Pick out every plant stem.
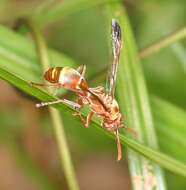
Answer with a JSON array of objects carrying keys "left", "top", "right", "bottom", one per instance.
[
  {"left": 26, "top": 19, "right": 80, "bottom": 190},
  {"left": 139, "top": 26, "right": 186, "bottom": 58}
]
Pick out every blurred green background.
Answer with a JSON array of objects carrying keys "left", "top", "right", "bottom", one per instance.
[{"left": 0, "top": 0, "right": 185, "bottom": 190}]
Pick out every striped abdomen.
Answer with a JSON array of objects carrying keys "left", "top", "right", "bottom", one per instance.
[
  {"left": 44, "top": 67, "right": 62, "bottom": 83},
  {"left": 44, "top": 67, "right": 88, "bottom": 91}
]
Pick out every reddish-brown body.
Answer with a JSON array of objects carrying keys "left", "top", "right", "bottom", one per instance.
[
  {"left": 31, "top": 19, "right": 124, "bottom": 160},
  {"left": 79, "top": 87, "right": 122, "bottom": 131},
  {"left": 43, "top": 66, "right": 123, "bottom": 133}
]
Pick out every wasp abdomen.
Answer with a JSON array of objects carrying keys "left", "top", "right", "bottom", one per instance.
[
  {"left": 44, "top": 67, "right": 62, "bottom": 83},
  {"left": 58, "top": 67, "right": 89, "bottom": 91}
]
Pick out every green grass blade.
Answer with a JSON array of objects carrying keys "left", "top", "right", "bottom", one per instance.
[
  {"left": 104, "top": 3, "right": 167, "bottom": 190},
  {"left": 151, "top": 96, "right": 186, "bottom": 163},
  {"left": 151, "top": 96, "right": 186, "bottom": 189},
  {"left": 171, "top": 42, "right": 186, "bottom": 71},
  {"left": 118, "top": 135, "right": 186, "bottom": 178},
  {"left": 140, "top": 26, "right": 186, "bottom": 58},
  {"left": 25, "top": 20, "right": 80, "bottom": 190}
]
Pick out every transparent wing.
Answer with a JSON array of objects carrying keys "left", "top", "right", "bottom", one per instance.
[
  {"left": 76, "top": 64, "right": 86, "bottom": 77},
  {"left": 107, "top": 19, "right": 122, "bottom": 97}
]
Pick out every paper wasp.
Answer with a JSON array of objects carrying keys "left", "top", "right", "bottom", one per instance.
[{"left": 31, "top": 19, "right": 124, "bottom": 161}]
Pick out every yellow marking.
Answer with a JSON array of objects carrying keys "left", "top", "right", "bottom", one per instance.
[{"left": 51, "top": 68, "right": 56, "bottom": 79}]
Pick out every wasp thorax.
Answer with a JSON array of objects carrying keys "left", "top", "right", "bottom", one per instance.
[{"left": 44, "top": 67, "right": 62, "bottom": 83}]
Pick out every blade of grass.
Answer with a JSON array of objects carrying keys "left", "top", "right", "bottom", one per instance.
[
  {"left": 140, "top": 26, "right": 186, "bottom": 59},
  {"left": 171, "top": 42, "right": 186, "bottom": 71},
  {"left": 104, "top": 3, "right": 167, "bottom": 190},
  {"left": 152, "top": 96, "right": 186, "bottom": 190},
  {"left": 151, "top": 96, "right": 186, "bottom": 163},
  {"left": 24, "top": 20, "right": 80, "bottom": 190},
  {"left": 1, "top": 65, "right": 186, "bottom": 178}
]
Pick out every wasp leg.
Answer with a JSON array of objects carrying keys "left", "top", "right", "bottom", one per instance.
[
  {"left": 115, "top": 129, "right": 122, "bottom": 161},
  {"left": 36, "top": 99, "right": 81, "bottom": 110},
  {"left": 85, "top": 111, "right": 94, "bottom": 128},
  {"left": 73, "top": 111, "right": 94, "bottom": 128},
  {"left": 73, "top": 112, "right": 86, "bottom": 125}
]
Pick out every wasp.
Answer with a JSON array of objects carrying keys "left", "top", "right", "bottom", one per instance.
[{"left": 31, "top": 19, "right": 124, "bottom": 161}]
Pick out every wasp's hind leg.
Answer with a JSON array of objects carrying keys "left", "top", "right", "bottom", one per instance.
[
  {"left": 31, "top": 81, "right": 82, "bottom": 109},
  {"left": 73, "top": 111, "right": 94, "bottom": 128},
  {"left": 36, "top": 99, "right": 81, "bottom": 110},
  {"left": 72, "top": 98, "right": 94, "bottom": 128},
  {"left": 85, "top": 111, "right": 94, "bottom": 128},
  {"left": 115, "top": 129, "right": 122, "bottom": 161}
]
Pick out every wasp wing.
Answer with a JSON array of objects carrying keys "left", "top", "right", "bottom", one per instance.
[
  {"left": 76, "top": 64, "right": 86, "bottom": 77},
  {"left": 107, "top": 19, "right": 122, "bottom": 97}
]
